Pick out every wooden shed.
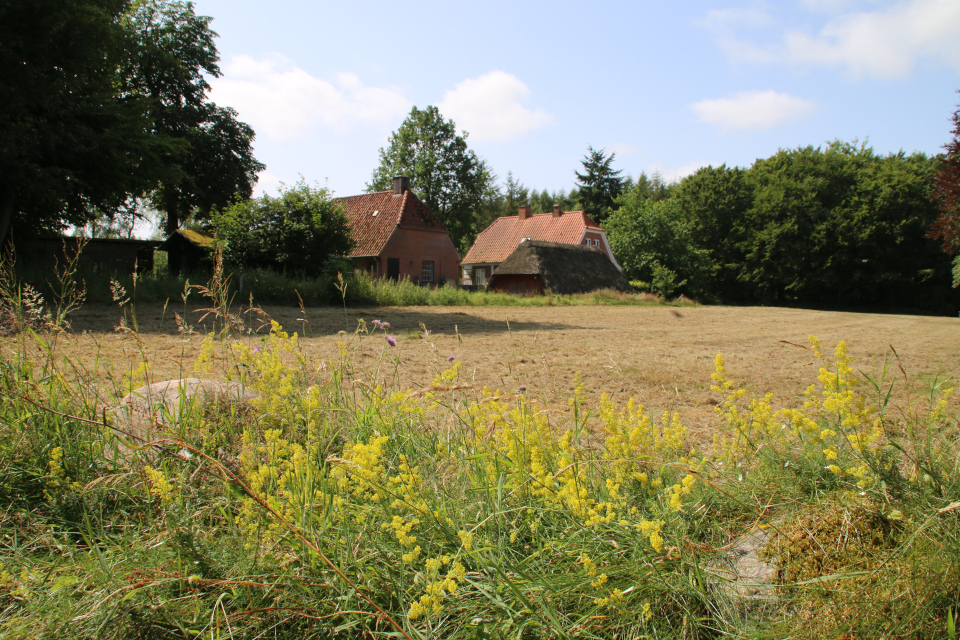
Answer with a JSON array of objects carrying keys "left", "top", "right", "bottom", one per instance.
[
  {"left": 487, "top": 240, "right": 632, "bottom": 295},
  {"left": 156, "top": 230, "right": 215, "bottom": 275},
  {"left": 19, "top": 237, "right": 160, "bottom": 275}
]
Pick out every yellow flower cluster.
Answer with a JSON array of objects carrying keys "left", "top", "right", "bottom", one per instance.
[
  {"left": 236, "top": 427, "right": 308, "bottom": 545},
  {"left": 332, "top": 435, "right": 389, "bottom": 504},
  {"left": 143, "top": 465, "right": 176, "bottom": 506},
  {"left": 383, "top": 515, "right": 419, "bottom": 547},
  {"left": 710, "top": 337, "right": 900, "bottom": 492},
  {"left": 407, "top": 557, "right": 467, "bottom": 620},
  {"left": 44, "top": 447, "right": 81, "bottom": 502},
  {"left": 0, "top": 567, "right": 33, "bottom": 600}
]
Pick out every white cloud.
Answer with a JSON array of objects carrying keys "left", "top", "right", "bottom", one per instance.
[
  {"left": 644, "top": 162, "right": 715, "bottom": 183},
  {"left": 706, "top": 0, "right": 960, "bottom": 79},
  {"left": 438, "top": 71, "right": 553, "bottom": 142},
  {"left": 251, "top": 170, "right": 286, "bottom": 197},
  {"left": 784, "top": 0, "right": 960, "bottom": 78},
  {"left": 210, "top": 54, "right": 411, "bottom": 140},
  {"left": 608, "top": 143, "right": 643, "bottom": 157},
  {"left": 799, "top": 0, "right": 877, "bottom": 14},
  {"left": 691, "top": 90, "right": 816, "bottom": 132}
]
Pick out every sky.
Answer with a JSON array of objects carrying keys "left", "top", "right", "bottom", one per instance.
[{"left": 191, "top": 0, "right": 960, "bottom": 200}]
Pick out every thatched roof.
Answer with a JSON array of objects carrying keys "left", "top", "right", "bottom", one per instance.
[{"left": 489, "top": 240, "right": 632, "bottom": 295}]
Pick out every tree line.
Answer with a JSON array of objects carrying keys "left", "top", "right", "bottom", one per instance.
[{"left": 605, "top": 142, "right": 955, "bottom": 312}]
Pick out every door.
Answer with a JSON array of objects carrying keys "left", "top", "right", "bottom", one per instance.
[{"left": 387, "top": 258, "right": 400, "bottom": 281}]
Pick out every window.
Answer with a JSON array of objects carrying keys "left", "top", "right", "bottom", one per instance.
[
  {"left": 421, "top": 260, "right": 434, "bottom": 282},
  {"left": 474, "top": 268, "right": 486, "bottom": 286}
]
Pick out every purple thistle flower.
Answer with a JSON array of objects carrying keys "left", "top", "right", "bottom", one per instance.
[
  {"left": 447, "top": 355, "right": 455, "bottom": 361},
  {"left": 372, "top": 319, "right": 383, "bottom": 329},
  {"left": 382, "top": 321, "right": 390, "bottom": 329},
  {"left": 518, "top": 385, "right": 527, "bottom": 391},
  {"left": 252, "top": 346, "right": 260, "bottom": 355},
  {"left": 386, "top": 335, "right": 397, "bottom": 347}
]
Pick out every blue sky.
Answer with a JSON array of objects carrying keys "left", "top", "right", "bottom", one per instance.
[{"left": 194, "top": 0, "right": 960, "bottom": 199}]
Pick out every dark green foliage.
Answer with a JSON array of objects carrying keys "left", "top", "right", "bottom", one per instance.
[
  {"left": 0, "top": 0, "right": 263, "bottom": 245},
  {"left": 740, "top": 142, "right": 949, "bottom": 309},
  {"left": 607, "top": 141, "right": 956, "bottom": 312},
  {"left": 472, "top": 171, "right": 530, "bottom": 235},
  {"left": 0, "top": 0, "right": 155, "bottom": 242},
  {"left": 213, "top": 182, "right": 351, "bottom": 276},
  {"left": 605, "top": 190, "right": 710, "bottom": 299},
  {"left": 575, "top": 146, "right": 624, "bottom": 224},
  {"left": 368, "top": 106, "right": 492, "bottom": 252},
  {"left": 672, "top": 164, "right": 753, "bottom": 301},
  {"left": 122, "top": 0, "right": 264, "bottom": 236}
]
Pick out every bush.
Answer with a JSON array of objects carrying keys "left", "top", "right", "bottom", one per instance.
[{"left": 212, "top": 181, "right": 352, "bottom": 276}]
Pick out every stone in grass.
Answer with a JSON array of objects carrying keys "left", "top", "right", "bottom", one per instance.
[
  {"left": 722, "top": 530, "right": 778, "bottom": 602},
  {"left": 711, "top": 529, "right": 779, "bottom": 622},
  {"left": 113, "top": 378, "right": 257, "bottom": 445}
]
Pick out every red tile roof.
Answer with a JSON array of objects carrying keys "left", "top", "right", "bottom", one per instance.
[
  {"left": 462, "top": 211, "right": 602, "bottom": 265},
  {"left": 335, "top": 190, "right": 450, "bottom": 257}
]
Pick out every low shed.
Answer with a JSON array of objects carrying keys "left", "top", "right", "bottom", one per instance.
[
  {"left": 157, "top": 230, "right": 215, "bottom": 275},
  {"left": 19, "top": 237, "right": 160, "bottom": 275},
  {"left": 488, "top": 240, "right": 632, "bottom": 295}
]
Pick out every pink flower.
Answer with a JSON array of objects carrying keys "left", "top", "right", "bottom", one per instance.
[
  {"left": 386, "top": 335, "right": 396, "bottom": 347},
  {"left": 447, "top": 355, "right": 455, "bottom": 361}
]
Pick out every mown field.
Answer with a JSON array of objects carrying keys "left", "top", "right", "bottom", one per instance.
[
  {"left": 58, "top": 302, "right": 960, "bottom": 427},
  {"left": 1, "top": 298, "right": 959, "bottom": 639}
]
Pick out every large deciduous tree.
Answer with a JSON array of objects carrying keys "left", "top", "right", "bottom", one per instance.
[
  {"left": 575, "top": 146, "right": 624, "bottom": 224},
  {"left": 0, "top": 0, "right": 155, "bottom": 244},
  {"left": 368, "top": 106, "right": 491, "bottom": 252},
  {"left": 122, "top": 0, "right": 264, "bottom": 238},
  {"left": 0, "top": 0, "right": 263, "bottom": 251}
]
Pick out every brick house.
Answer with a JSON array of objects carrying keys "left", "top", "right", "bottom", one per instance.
[
  {"left": 461, "top": 205, "right": 620, "bottom": 286},
  {"left": 335, "top": 177, "right": 461, "bottom": 284}
]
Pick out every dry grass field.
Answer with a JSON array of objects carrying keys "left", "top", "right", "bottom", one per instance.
[{"left": 27, "top": 301, "right": 960, "bottom": 435}]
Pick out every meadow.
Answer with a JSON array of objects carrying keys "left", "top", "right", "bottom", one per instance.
[{"left": 0, "top": 275, "right": 959, "bottom": 638}]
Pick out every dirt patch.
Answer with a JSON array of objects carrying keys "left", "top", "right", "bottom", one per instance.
[{"left": 15, "top": 303, "right": 960, "bottom": 436}]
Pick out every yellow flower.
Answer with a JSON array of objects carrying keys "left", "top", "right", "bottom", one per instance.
[
  {"left": 642, "top": 601, "right": 653, "bottom": 621},
  {"left": 457, "top": 530, "right": 474, "bottom": 552},
  {"left": 144, "top": 466, "right": 175, "bottom": 506}
]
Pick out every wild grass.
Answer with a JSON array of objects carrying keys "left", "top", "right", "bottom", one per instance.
[
  {"left": 0, "top": 267, "right": 957, "bottom": 639},
  {"left": 14, "top": 256, "right": 668, "bottom": 309}
]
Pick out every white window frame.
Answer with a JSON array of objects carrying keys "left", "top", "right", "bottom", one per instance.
[
  {"left": 474, "top": 268, "right": 486, "bottom": 286},
  {"left": 421, "top": 260, "right": 434, "bottom": 283}
]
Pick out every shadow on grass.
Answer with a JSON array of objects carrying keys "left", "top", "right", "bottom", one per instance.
[{"left": 65, "top": 302, "right": 577, "bottom": 337}]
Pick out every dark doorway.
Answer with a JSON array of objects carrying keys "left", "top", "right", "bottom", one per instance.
[{"left": 387, "top": 258, "right": 400, "bottom": 281}]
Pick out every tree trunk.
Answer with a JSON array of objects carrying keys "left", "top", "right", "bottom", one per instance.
[
  {"left": 0, "top": 190, "right": 14, "bottom": 257},
  {"left": 164, "top": 193, "right": 182, "bottom": 275}
]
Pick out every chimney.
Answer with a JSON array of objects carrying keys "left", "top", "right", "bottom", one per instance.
[
  {"left": 552, "top": 204, "right": 562, "bottom": 217},
  {"left": 392, "top": 175, "right": 410, "bottom": 196},
  {"left": 518, "top": 205, "right": 531, "bottom": 220}
]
